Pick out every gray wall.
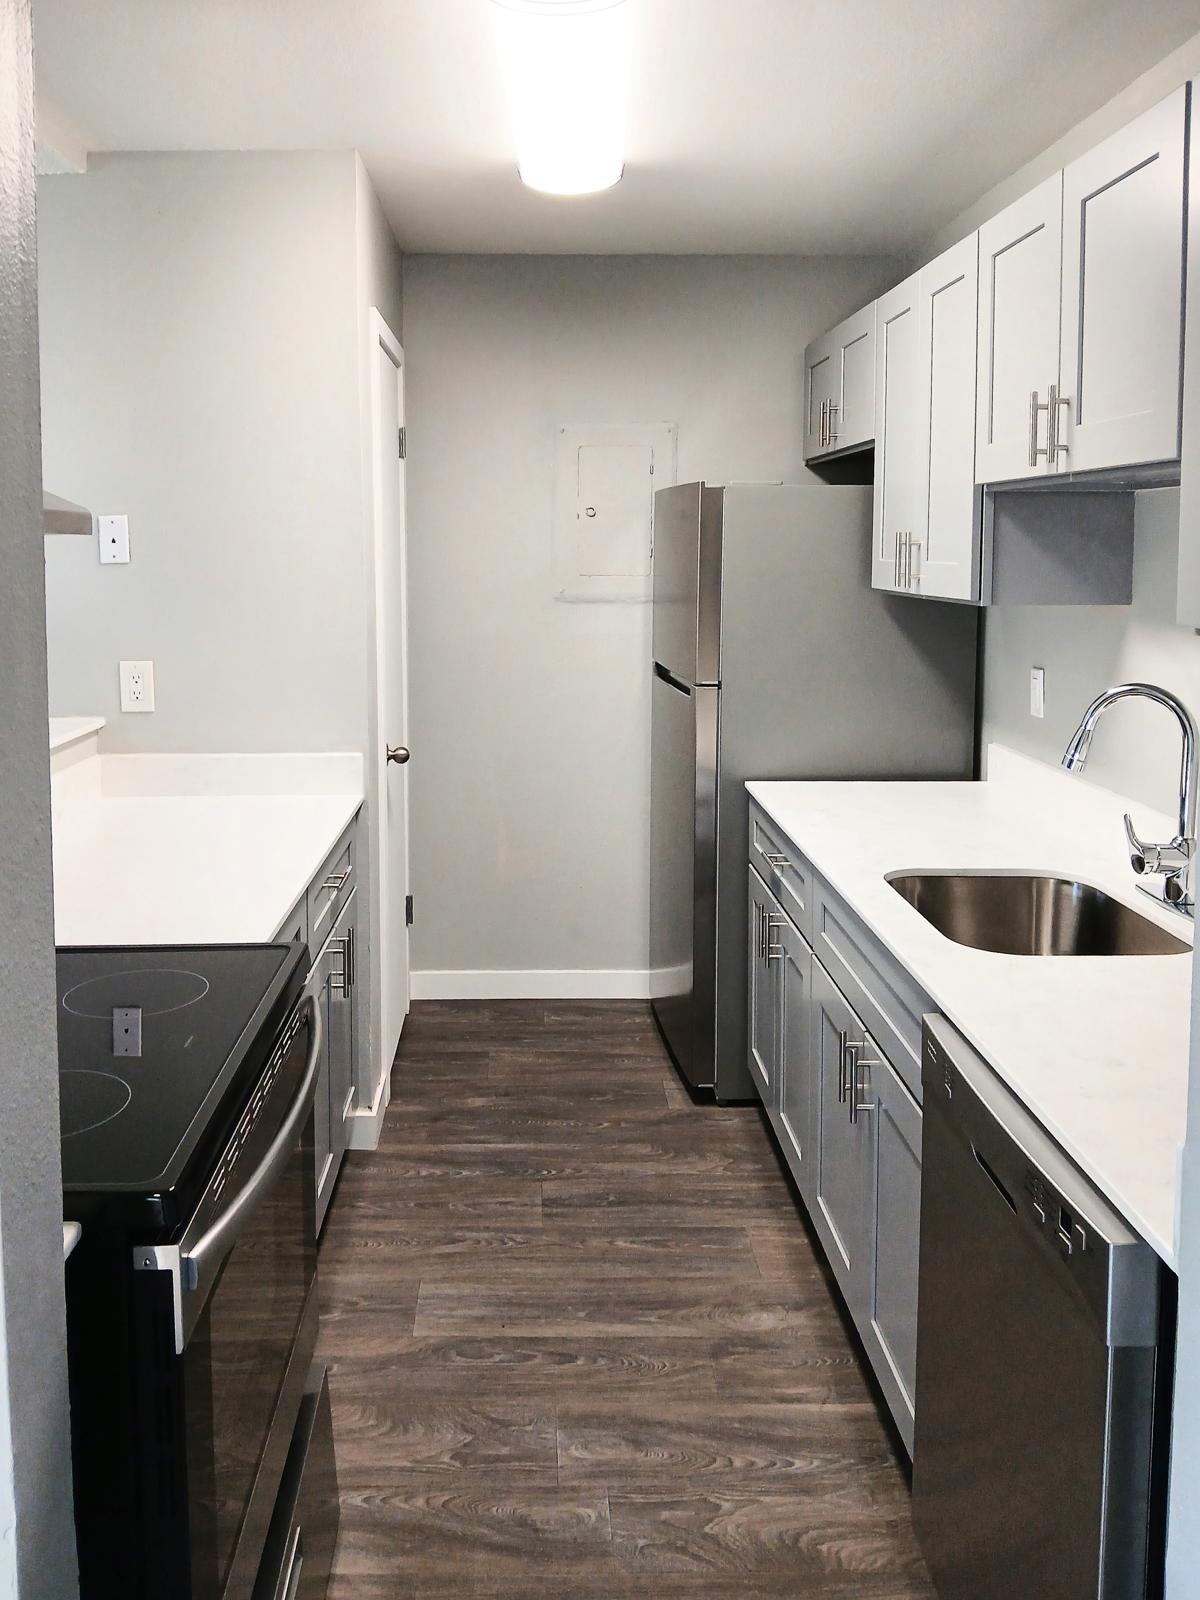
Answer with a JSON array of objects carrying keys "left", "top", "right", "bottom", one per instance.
[
  {"left": 38, "top": 151, "right": 377, "bottom": 753},
  {"left": 402, "top": 252, "right": 899, "bottom": 980},
  {"left": 981, "top": 490, "right": 1200, "bottom": 818},
  {"left": 0, "top": 1, "right": 78, "bottom": 1593}
]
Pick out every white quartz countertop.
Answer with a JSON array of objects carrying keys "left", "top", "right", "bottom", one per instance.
[
  {"left": 747, "top": 746, "right": 1193, "bottom": 1267},
  {"left": 52, "top": 749, "right": 364, "bottom": 947}
]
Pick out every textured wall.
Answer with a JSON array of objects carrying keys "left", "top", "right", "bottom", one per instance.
[{"left": 0, "top": 0, "right": 78, "bottom": 1593}]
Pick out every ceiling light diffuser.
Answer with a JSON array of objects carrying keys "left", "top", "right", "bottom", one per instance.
[{"left": 490, "top": 0, "right": 632, "bottom": 196}]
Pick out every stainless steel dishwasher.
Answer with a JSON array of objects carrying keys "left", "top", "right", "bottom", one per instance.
[{"left": 913, "top": 1016, "right": 1172, "bottom": 1600}]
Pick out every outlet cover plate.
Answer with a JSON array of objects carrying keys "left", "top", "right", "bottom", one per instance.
[
  {"left": 1030, "top": 666, "right": 1045, "bottom": 719},
  {"left": 98, "top": 514, "right": 130, "bottom": 564},
  {"left": 119, "top": 659, "right": 155, "bottom": 713}
]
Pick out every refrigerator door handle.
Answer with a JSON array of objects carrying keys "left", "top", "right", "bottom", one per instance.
[{"left": 653, "top": 661, "right": 693, "bottom": 696}]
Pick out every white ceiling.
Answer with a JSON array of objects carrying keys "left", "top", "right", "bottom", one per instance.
[{"left": 31, "top": 0, "right": 1200, "bottom": 255}]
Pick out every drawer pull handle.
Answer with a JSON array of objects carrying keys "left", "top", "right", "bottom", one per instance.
[
  {"left": 321, "top": 869, "right": 352, "bottom": 893},
  {"left": 764, "top": 852, "right": 790, "bottom": 868}
]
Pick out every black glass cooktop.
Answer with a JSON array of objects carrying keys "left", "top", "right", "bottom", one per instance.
[{"left": 57, "top": 944, "right": 303, "bottom": 1200}]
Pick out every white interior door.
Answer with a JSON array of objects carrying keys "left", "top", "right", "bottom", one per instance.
[{"left": 367, "top": 312, "right": 410, "bottom": 1108}]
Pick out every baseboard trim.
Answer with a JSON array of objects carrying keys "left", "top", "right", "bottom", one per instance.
[
  {"left": 411, "top": 969, "right": 653, "bottom": 1001},
  {"left": 346, "top": 1062, "right": 392, "bottom": 1151}
]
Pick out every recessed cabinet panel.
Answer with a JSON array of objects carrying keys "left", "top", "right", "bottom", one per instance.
[
  {"left": 917, "top": 236, "right": 982, "bottom": 601},
  {"left": 805, "top": 337, "right": 838, "bottom": 459},
  {"left": 812, "top": 961, "right": 872, "bottom": 1318},
  {"left": 1059, "top": 87, "right": 1187, "bottom": 473},
  {"left": 776, "top": 918, "right": 815, "bottom": 1207},
  {"left": 833, "top": 304, "right": 877, "bottom": 453},
  {"left": 871, "top": 274, "right": 921, "bottom": 591},
  {"left": 865, "top": 1055, "right": 923, "bottom": 1454},
  {"left": 747, "top": 872, "right": 777, "bottom": 1107},
  {"left": 975, "top": 174, "right": 1063, "bottom": 484}
]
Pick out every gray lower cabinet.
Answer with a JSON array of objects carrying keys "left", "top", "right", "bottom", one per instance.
[
  {"left": 863, "top": 1053, "right": 922, "bottom": 1452},
  {"left": 811, "top": 959, "right": 873, "bottom": 1323},
  {"left": 275, "top": 808, "right": 364, "bottom": 1238},
  {"left": 774, "top": 915, "right": 815, "bottom": 1208},
  {"left": 313, "top": 888, "right": 358, "bottom": 1232},
  {"left": 746, "top": 809, "right": 924, "bottom": 1454}
]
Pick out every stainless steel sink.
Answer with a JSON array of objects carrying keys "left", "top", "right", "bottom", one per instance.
[{"left": 886, "top": 872, "right": 1190, "bottom": 956}]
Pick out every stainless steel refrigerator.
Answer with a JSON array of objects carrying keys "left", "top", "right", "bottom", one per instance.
[{"left": 649, "top": 482, "right": 978, "bottom": 1100}]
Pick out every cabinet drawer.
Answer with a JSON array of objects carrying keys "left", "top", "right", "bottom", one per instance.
[
  {"left": 748, "top": 802, "right": 812, "bottom": 944},
  {"left": 307, "top": 824, "right": 356, "bottom": 955},
  {"left": 253, "top": 1366, "right": 339, "bottom": 1600},
  {"left": 812, "top": 878, "right": 930, "bottom": 1102}
]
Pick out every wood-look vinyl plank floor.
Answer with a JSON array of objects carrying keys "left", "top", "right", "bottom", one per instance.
[{"left": 323, "top": 999, "right": 932, "bottom": 1599}]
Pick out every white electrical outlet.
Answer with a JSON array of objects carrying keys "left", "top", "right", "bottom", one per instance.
[
  {"left": 119, "top": 660, "right": 155, "bottom": 713},
  {"left": 1030, "top": 666, "right": 1045, "bottom": 719},
  {"left": 98, "top": 514, "right": 130, "bottom": 564}
]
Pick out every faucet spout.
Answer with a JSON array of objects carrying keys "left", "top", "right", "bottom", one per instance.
[{"left": 1061, "top": 682, "right": 1198, "bottom": 916}]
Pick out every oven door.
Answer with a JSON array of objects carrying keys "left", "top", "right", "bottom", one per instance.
[{"left": 133, "top": 995, "right": 321, "bottom": 1600}]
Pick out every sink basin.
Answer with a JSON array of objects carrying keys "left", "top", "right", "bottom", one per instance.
[{"left": 886, "top": 872, "right": 1190, "bottom": 956}]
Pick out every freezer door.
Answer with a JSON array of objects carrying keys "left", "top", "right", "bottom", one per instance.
[
  {"left": 652, "top": 482, "right": 723, "bottom": 685},
  {"left": 649, "top": 667, "right": 718, "bottom": 1089}
]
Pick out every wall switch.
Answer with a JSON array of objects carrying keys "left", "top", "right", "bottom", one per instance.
[
  {"left": 119, "top": 660, "right": 155, "bottom": 713},
  {"left": 1030, "top": 666, "right": 1046, "bottom": 719},
  {"left": 98, "top": 514, "right": 130, "bottom": 564}
]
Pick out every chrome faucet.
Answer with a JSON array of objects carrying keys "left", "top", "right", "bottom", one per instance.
[{"left": 1061, "top": 682, "right": 1198, "bottom": 917}]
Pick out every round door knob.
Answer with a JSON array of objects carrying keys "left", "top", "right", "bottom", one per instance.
[{"left": 387, "top": 745, "right": 410, "bottom": 765}]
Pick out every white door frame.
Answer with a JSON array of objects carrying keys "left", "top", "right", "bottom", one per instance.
[{"left": 352, "top": 307, "right": 410, "bottom": 1146}]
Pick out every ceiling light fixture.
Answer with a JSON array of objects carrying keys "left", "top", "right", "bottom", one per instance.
[{"left": 490, "top": 0, "right": 632, "bottom": 196}]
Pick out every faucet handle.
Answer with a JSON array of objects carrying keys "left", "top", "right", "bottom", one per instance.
[{"left": 1124, "top": 812, "right": 1151, "bottom": 875}]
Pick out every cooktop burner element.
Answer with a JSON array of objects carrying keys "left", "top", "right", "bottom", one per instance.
[
  {"left": 62, "top": 967, "right": 210, "bottom": 1019},
  {"left": 60, "top": 1071, "right": 133, "bottom": 1139},
  {"left": 56, "top": 944, "right": 300, "bottom": 1202}
]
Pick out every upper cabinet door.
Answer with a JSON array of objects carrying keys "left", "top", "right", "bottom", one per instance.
[
  {"left": 975, "top": 173, "right": 1063, "bottom": 484},
  {"left": 1058, "top": 87, "right": 1187, "bottom": 474},
  {"left": 872, "top": 273, "right": 921, "bottom": 591},
  {"left": 915, "top": 235, "right": 982, "bottom": 602},
  {"left": 831, "top": 302, "right": 877, "bottom": 453},
  {"left": 804, "top": 333, "right": 839, "bottom": 459}
]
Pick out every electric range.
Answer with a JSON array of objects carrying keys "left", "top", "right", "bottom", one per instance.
[{"left": 59, "top": 942, "right": 322, "bottom": 1600}]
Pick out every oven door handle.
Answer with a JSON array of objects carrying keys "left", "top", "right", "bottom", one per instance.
[{"left": 133, "top": 994, "right": 321, "bottom": 1354}]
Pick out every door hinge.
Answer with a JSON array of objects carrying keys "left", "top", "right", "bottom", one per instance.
[
  {"left": 405, "top": 893, "right": 414, "bottom": 926},
  {"left": 398, "top": 426, "right": 407, "bottom": 461}
]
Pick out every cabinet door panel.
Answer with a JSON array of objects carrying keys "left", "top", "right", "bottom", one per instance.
[
  {"left": 804, "top": 334, "right": 838, "bottom": 459},
  {"left": 812, "top": 962, "right": 871, "bottom": 1318},
  {"left": 864, "top": 1051, "right": 922, "bottom": 1454},
  {"left": 776, "top": 919, "right": 815, "bottom": 1206},
  {"left": 975, "top": 174, "right": 1062, "bottom": 483},
  {"left": 871, "top": 273, "right": 921, "bottom": 591},
  {"left": 916, "top": 235, "right": 982, "bottom": 602},
  {"left": 1060, "top": 88, "right": 1186, "bottom": 472},
  {"left": 833, "top": 303, "right": 876, "bottom": 452},
  {"left": 312, "top": 961, "right": 335, "bottom": 1227},
  {"left": 747, "top": 872, "right": 776, "bottom": 1108},
  {"left": 328, "top": 889, "right": 358, "bottom": 1161}
]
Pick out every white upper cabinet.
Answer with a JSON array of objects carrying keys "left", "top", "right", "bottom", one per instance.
[
  {"left": 916, "top": 234, "right": 982, "bottom": 601},
  {"left": 975, "top": 174, "right": 1063, "bottom": 485},
  {"left": 804, "top": 302, "right": 876, "bottom": 459},
  {"left": 873, "top": 243, "right": 981, "bottom": 602},
  {"left": 1058, "top": 88, "right": 1187, "bottom": 474},
  {"left": 871, "top": 274, "right": 921, "bottom": 592}
]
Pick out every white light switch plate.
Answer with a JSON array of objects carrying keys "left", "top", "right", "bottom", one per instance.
[
  {"left": 1030, "top": 666, "right": 1045, "bottom": 718},
  {"left": 98, "top": 514, "right": 130, "bottom": 564},
  {"left": 119, "top": 660, "right": 155, "bottom": 713}
]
